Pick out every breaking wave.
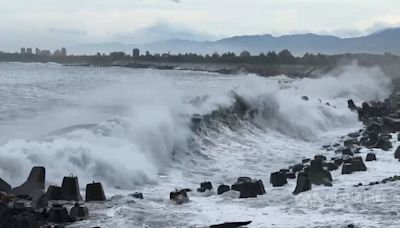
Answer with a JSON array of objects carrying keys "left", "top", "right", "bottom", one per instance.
[{"left": 0, "top": 64, "right": 392, "bottom": 190}]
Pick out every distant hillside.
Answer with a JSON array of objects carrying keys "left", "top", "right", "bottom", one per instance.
[{"left": 69, "top": 28, "right": 400, "bottom": 55}]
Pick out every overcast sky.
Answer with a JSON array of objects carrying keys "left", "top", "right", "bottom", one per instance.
[{"left": 1, "top": 0, "right": 400, "bottom": 51}]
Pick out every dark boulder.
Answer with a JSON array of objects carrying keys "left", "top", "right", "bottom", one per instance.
[
  {"left": 347, "top": 99, "right": 358, "bottom": 111},
  {"left": 210, "top": 221, "right": 252, "bottom": 228},
  {"left": 9, "top": 167, "right": 45, "bottom": 200},
  {"left": 15, "top": 213, "right": 39, "bottom": 228},
  {"left": 61, "top": 176, "right": 83, "bottom": 201},
  {"left": 129, "top": 192, "right": 144, "bottom": 199},
  {"left": 373, "top": 138, "right": 393, "bottom": 151},
  {"left": 366, "top": 153, "right": 377, "bottom": 162},
  {"left": 342, "top": 163, "right": 353, "bottom": 174},
  {"left": 70, "top": 203, "right": 89, "bottom": 219},
  {"left": 332, "top": 157, "right": 344, "bottom": 166},
  {"left": 270, "top": 172, "right": 287, "bottom": 187},
  {"left": 285, "top": 172, "right": 296, "bottom": 179},
  {"left": 292, "top": 164, "right": 304, "bottom": 172},
  {"left": 197, "top": 181, "right": 213, "bottom": 193},
  {"left": 395, "top": 146, "right": 400, "bottom": 159},
  {"left": 302, "top": 158, "right": 311, "bottom": 164},
  {"left": 0, "top": 178, "right": 11, "bottom": 193},
  {"left": 342, "top": 148, "right": 353, "bottom": 156},
  {"left": 324, "top": 162, "right": 339, "bottom": 171},
  {"left": 314, "top": 155, "right": 327, "bottom": 161},
  {"left": 48, "top": 204, "right": 70, "bottom": 223},
  {"left": 231, "top": 178, "right": 265, "bottom": 198},
  {"left": 170, "top": 189, "right": 189, "bottom": 204},
  {"left": 293, "top": 172, "right": 311, "bottom": 195},
  {"left": 217, "top": 185, "right": 230, "bottom": 195},
  {"left": 308, "top": 160, "right": 332, "bottom": 186},
  {"left": 344, "top": 138, "right": 359, "bottom": 147},
  {"left": 383, "top": 117, "right": 400, "bottom": 132},
  {"left": 348, "top": 132, "right": 360, "bottom": 138},
  {"left": 46, "top": 185, "right": 62, "bottom": 201},
  {"left": 85, "top": 182, "right": 106, "bottom": 202},
  {"left": 351, "top": 157, "right": 367, "bottom": 172}
]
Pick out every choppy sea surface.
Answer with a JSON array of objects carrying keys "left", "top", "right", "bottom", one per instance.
[{"left": 0, "top": 62, "right": 398, "bottom": 228}]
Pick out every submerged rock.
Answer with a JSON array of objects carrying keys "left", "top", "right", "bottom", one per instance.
[
  {"left": 170, "top": 189, "right": 189, "bottom": 204},
  {"left": 197, "top": 181, "right": 213, "bottom": 193},
  {"left": 293, "top": 172, "right": 311, "bottom": 195},
  {"left": 231, "top": 178, "right": 265, "bottom": 199},
  {"left": 129, "top": 192, "right": 144, "bottom": 199},
  {"left": 366, "top": 153, "right": 377, "bottom": 161},
  {"left": 217, "top": 185, "right": 230, "bottom": 195},
  {"left": 270, "top": 172, "right": 288, "bottom": 187}
]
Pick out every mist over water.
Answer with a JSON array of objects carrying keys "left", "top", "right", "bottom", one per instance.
[{"left": 0, "top": 63, "right": 392, "bottom": 192}]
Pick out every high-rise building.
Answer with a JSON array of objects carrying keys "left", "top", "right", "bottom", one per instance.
[
  {"left": 20, "top": 48, "right": 26, "bottom": 55},
  {"left": 35, "top": 48, "right": 40, "bottom": 55},
  {"left": 132, "top": 48, "right": 140, "bottom": 58},
  {"left": 26, "top": 48, "right": 33, "bottom": 55},
  {"left": 40, "top": 50, "right": 51, "bottom": 56},
  {"left": 61, "top": 48, "right": 67, "bottom": 57}
]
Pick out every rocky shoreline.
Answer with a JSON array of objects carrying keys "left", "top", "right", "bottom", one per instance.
[{"left": 1, "top": 89, "right": 400, "bottom": 227}]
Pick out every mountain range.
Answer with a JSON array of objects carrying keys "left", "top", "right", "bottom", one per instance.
[{"left": 70, "top": 27, "right": 400, "bottom": 56}]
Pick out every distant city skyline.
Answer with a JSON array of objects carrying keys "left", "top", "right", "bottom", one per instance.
[{"left": 0, "top": 0, "right": 399, "bottom": 52}]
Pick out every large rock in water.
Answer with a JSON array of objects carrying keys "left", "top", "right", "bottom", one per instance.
[
  {"left": 270, "top": 172, "right": 288, "bottom": 187},
  {"left": 9, "top": 166, "right": 45, "bottom": 199},
  {"left": 61, "top": 176, "right": 83, "bottom": 201},
  {"left": 231, "top": 177, "right": 265, "bottom": 198},
  {"left": 293, "top": 172, "right": 311, "bottom": 195},
  {"left": 395, "top": 146, "right": 400, "bottom": 159},
  {"left": 197, "top": 181, "right": 213, "bottom": 193},
  {"left": 170, "top": 189, "right": 189, "bottom": 205},
  {"left": 307, "top": 160, "right": 332, "bottom": 186},
  {"left": 0, "top": 178, "right": 11, "bottom": 193},
  {"left": 366, "top": 153, "right": 377, "bottom": 161},
  {"left": 85, "top": 182, "right": 106, "bottom": 202},
  {"left": 210, "top": 221, "right": 252, "bottom": 228},
  {"left": 217, "top": 185, "right": 230, "bottom": 195},
  {"left": 351, "top": 157, "right": 367, "bottom": 172}
]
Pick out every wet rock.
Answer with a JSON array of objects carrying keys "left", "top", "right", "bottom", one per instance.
[
  {"left": 366, "top": 153, "right": 377, "bottom": 162},
  {"left": 351, "top": 157, "right": 367, "bottom": 172},
  {"left": 348, "top": 132, "right": 360, "bottom": 138},
  {"left": 9, "top": 167, "right": 45, "bottom": 199},
  {"left": 382, "top": 117, "right": 400, "bottom": 132},
  {"left": 197, "top": 181, "right": 213, "bottom": 193},
  {"left": 46, "top": 186, "right": 62, "bottom": 201},
  {"left": 314, "top": 155, "right": 327, "bottom": 161},
  {"left": 85, "top": 182, "right": 106, "bottom": 202},
  {"left": 270, "top": 172, "right": 287, "bottom": 187},
  {"left": 61, "top": 176, "right": 83, "bottom": 201},
  {"left": 344, "top": 138, "right": 359, "bottom": 147},
  {"left": 210, "top": 221, "right": 252, "bottom": 228},
  {"left": 348, "top": 99, "right": 358, "bottom": 111},
  {"left": 231, "top": 178, "right": 265, "bottom": 198},
  {"left": 15, "top": 213, "right": 39, "bottom": 228},
  {"left": 70, "top": 203, "right": 89, "bottom": 220},
  {"left": 307, "top": 160, "right": 332, "bottom": 186},
  {"left": 332, "top": 157, "right": 343, "bottom": 166},
  {"left": 285, "top": 172, "right": 296, "bottom": 179},
  {"left": 373, "top": 138, "right": 393, "bottom": 151},
  {"left": 292, "top": 164, "right": 304, "bottom": 172},
  {"left": 324, "top": 162, "right": 339, "bottom": 171},
  {"left": 293, "top": 172, "right": 311, "bottom": 195},
  {"left": 301, "top": 96, "right": 309, "bottom": 101},
  {"left": 170, "top": 189, "right": 189, "bottom": 204},
  {"left": 129, "top": 192, "right": 144, "bottom": 199},
  {"left": 48, "top": 204, "right": 71, "bottom": 223},
  {"left": 342, "top": 148, "right": 353, "bottom": 156},
  {"left": 302, "top": 158, "right": 311, "bottom": 164},
  {"left": 342, "top": 163, "right": 353, "bottom": 175},
  {"left": 394, "top": 146, "right": 400, "bottom": 159},
  {"left": 0, "top": 178, "right": 11, "bottom": 193},
  {"left": 217, "top": 185, "right": 230, "bottom": 195}
]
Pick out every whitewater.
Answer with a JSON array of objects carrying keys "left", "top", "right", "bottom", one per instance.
[{"left": 0, "top": 62, "right": 398, "bottom": 227}]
